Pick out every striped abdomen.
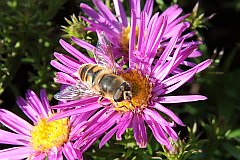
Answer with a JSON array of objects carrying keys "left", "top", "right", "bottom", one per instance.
[
  {"left": 77, "top": 64, "right": 130, "bottom": 101},
  {"left": 78, "top": 64, "right": 105, "bottom": 86}
]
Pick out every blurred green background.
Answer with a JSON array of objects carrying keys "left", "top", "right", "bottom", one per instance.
[{"left": 0, "top": 0, "right": 240, "bottom": 159}]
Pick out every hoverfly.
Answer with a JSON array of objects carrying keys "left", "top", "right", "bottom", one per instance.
[{"left": 54, "top": 32, "right": 132, "bottom": 104}]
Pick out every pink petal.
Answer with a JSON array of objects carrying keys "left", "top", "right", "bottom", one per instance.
[
  {"left": 50, "top": 97, "right": 99, "bottom": 109},
  {"left": 113, "top": 0, "right": 128, "bottom": 27},
  {"left": 99, "top": 125, "right": 118, "bottom": 148},
  {"left": 53, "top": 52, "right": 80, "bottom": 70},
  {"left": 80, "top": 3, "right": 106, "bottom": 24},
  {"left": 153, "top": 103, "right": 185, "bottom": 126},
  {"left": 54, "top": 72, "right": 78, "bottom": 85},
  {"left": 158, "top": 95, "right": 207, "bottom": 103},
  {"left": 92, "top": 0, "right": 121, "bottom": 31},
  {"left": 40, "top": 89, "right": 50, "bottom": 116},
  {"left": 116, "top": 112, "right": 133, "bottom": 140},
  {"left": 129, "top": 10, "right": 137, "bottom": 68},
  {"left": 50, "top": 60, "right": 75, "bottom": 74},
  {"left": 59, "top": 39, "right": 94, "bottom": 64},
  {"left": 143, "top": 0, "right": 154, "bottom": 23},
  {"left": 0, "top": 109, "right": 32, "bottom": 136},
  {"left": 0, "top": 129, "right": 30, "bottom": 146},
  {"left": 25, "top": 90, "right": 48, "bottom": 118},
  {"left": 143, "top": 114, "right": 170, "bottom": 148},
  {"left": 63, "top": 142, "right": 82, "bottom": 160},
  {"left": 16, "top": 97, "right": 39, "bottom": 123},
  {"left": 133, "top": 114, "right": 147, "bottom": 148},
  {"left": 48, "top": 103, "right": 102, "bottom": 121},
  {"left": 0, "top": 147, "right": 32, "bottom": 160}
]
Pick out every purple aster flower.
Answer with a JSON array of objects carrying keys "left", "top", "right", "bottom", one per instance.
[
  {"left": 0, "top": 89, "right": 83, "bottom": 160},
  {"left": 79, "top": 0, "right": 201, "bottom": 63},
  {"left": 50, "top": 8, "right": 212, "bottom": 151}
]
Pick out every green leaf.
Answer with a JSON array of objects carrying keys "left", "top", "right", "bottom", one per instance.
[
  {"left": 228, "top": 128, "right": 240, "bottom": 138},
  {"left": 222, "top": 142, "right": 240, "bottom": 160}
]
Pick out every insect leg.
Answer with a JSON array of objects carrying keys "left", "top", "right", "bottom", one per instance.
[{"left": 98, "top": 96, "right": 111, "bottom": 107}]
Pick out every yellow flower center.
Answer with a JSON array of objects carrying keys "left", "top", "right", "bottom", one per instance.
[
  {"left": 119, "top": 26, "right": 139, "bottom": 53},
  {"left": 30, "top": 117, "right": 70, "bottom": 152},
  {"left": 114, "top": 69, "right": 152, "bottom": 113}
]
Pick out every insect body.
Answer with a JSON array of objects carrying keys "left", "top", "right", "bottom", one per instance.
[
  {"left": 54, "top": 32, "right": 132, "bottom": 103},
  {"left": 78, "top": 64, "right": 132, "bottom": 102}
]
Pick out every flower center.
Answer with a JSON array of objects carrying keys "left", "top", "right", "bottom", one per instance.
[
  {"left": 114, "top": 69, "right": 152, "bottom": 113},
  {"left": 119, "top": 26, "right": 139, "bottom": 53},
  {"left": 30, "top": 116, "right": 69, "bottom": 152}
]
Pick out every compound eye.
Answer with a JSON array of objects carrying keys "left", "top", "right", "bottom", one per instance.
[{"left": 124, "top": 91, "right": 132, "bottom": 100}]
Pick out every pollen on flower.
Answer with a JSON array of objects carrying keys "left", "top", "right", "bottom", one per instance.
[
  {"left": 119, "top": 26, "right": 139, "bottom": 52},
  {"left": 30, "top": 116, "right": 70, "bottom": 152},
  {"left": 114, "top": 69, "right": 152, "bottom": 113}
]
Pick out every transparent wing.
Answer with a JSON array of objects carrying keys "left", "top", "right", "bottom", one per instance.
[
  {"left": 54, "top": 83, "right": 100, "bottom": 101},
  {"left": 94, "top": 32, "right": 116, "bottom": 73}
]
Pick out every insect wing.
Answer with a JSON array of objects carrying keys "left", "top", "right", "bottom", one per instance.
[
  {"left": 94, "top": 32, "right": 116, "bottom": 72},
  {"left": 54, "top": 83, "right": 99, "bottom": 101}
]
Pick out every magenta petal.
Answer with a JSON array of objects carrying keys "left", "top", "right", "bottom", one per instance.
[
  {"left": 171, "top": 45, "right": 198, "bottom": 70},
  {"left": 155, "top": 38, "right": 184, "bottom": 81},
  {"left": 143, "top": 0, "right": 154, "bottom": 23},
  {"left": 47, "top": 147, "right": 58, "bottom": 160},
  {"left": 50, "top": 60, "right": 76, "bottom": 74},
  {"left": 51, "top": 97, "right": 99, "bottom": 109},
  {"left": 0, "top": 109, "right": 32, "bottom": 136},
  {"left": 0, "top": 129, "right": 30, "bottom": 146},
  {"left": 159, "top": 95, "right": 207, "bottom": 103},
  {"left": 148, "top": 16, "right": 168, "bottom": 64},
  {"left": 32, "top": 152, "right": 47, "bottom": 160},
  {"left": 137, "top": 12, "right": 146, "bottom": 51},
  {"left": 92, "top": 0, "right": 121, "bottom": 31},
  {"left": 0, "top": 146, "right": 32, "bottom": 160},
  {"left": 153, "top": 103, "right": 185, "bottom": 126},
  {"left": 25, "top": 90, "right": 48, "bottom": 118},
  {"left": 143, "top": 108, "right": 169, "bottom": 126},
  {"left": 161, "top": 5, "right": 182, "bottom": 25},
  {"left": 80, "top": 3, "right": 106, "bottom": 24},
  {"left": 48, "top": 103, "right": 102, "bottom": 121},
  {"left": 130, "top": 0, "right": 140, "bottom": 21},
  {"left": 152, "top": 25, "right": 184, "bottom": 72},
  {"left": 188, "top": 50, "right": 202, "bottom": 58},
  {"left": 160, "top": 68, "right": 198, "bottom": 95},
  {"left": 88, "top": 112, "right": 120, "bottom": 139},
  {"left": 53, "top": 52, "right": 80, "bottom": 70},
  {"left": 77, "top": 137, "right": 98, "bottom": 153},
  {"left": 71, "top": 37, "right": 96, "bottom": 54},
  {"left": 129, "top": 10, "right": 137, "bottom": 68},
  {"left": 63, "top": 142, "right": 82, "bottom": 160},
  {"left": 99, "top": 125, "right": 118, "bottom": 148},
  {"left": 54, "top": 72, "right": 78, "bottom": 85},
  {"left": 59, "top": 39, "right": 94, "bottom": 64},
  {"left": 40, "top": 89, "right": 50, "bottom": 116},
  {"left": 164, "top": 126, "right": 178, "bottom": 141},
  {"left": 143, "top": 114, "right": 170, "bottom": 148},
  {"left": 156, "top": 59, "right": 212, "bottom": 95},
  {"left": 113, "top": 0, "right": 128, "bottom": 27},
  {"left": 16, "top": 97, "right": 39, "bottom": 123},
  {"left": 116, "top": 112, "right": 133, "bottom": 140},
  {"left": 132, "top": 114, "right": 147, "bottom": 148}
]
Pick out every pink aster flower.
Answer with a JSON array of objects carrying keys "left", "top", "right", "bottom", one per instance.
[
  {"left": 79, "top": 0, "right": 201, "bottom": 63},
  {"left": 0, "top": 89, "right": 83, "bottom": 160},
  {"left": 50, "top": 8, "right": 212, "bottom": 151}
]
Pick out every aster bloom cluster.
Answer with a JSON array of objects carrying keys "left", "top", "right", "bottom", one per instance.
[
  {"left": 0, "top": 0, "right": 212, "bottom": 159},
  {"left": 0, "top": 89, "right": 82, "bottom": 159},
  {"left": 50, "top": 0, "right": 212, "bottom": 153},
  {"left": 80, "top": 0, "right": 202, "bottom": 65}
]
